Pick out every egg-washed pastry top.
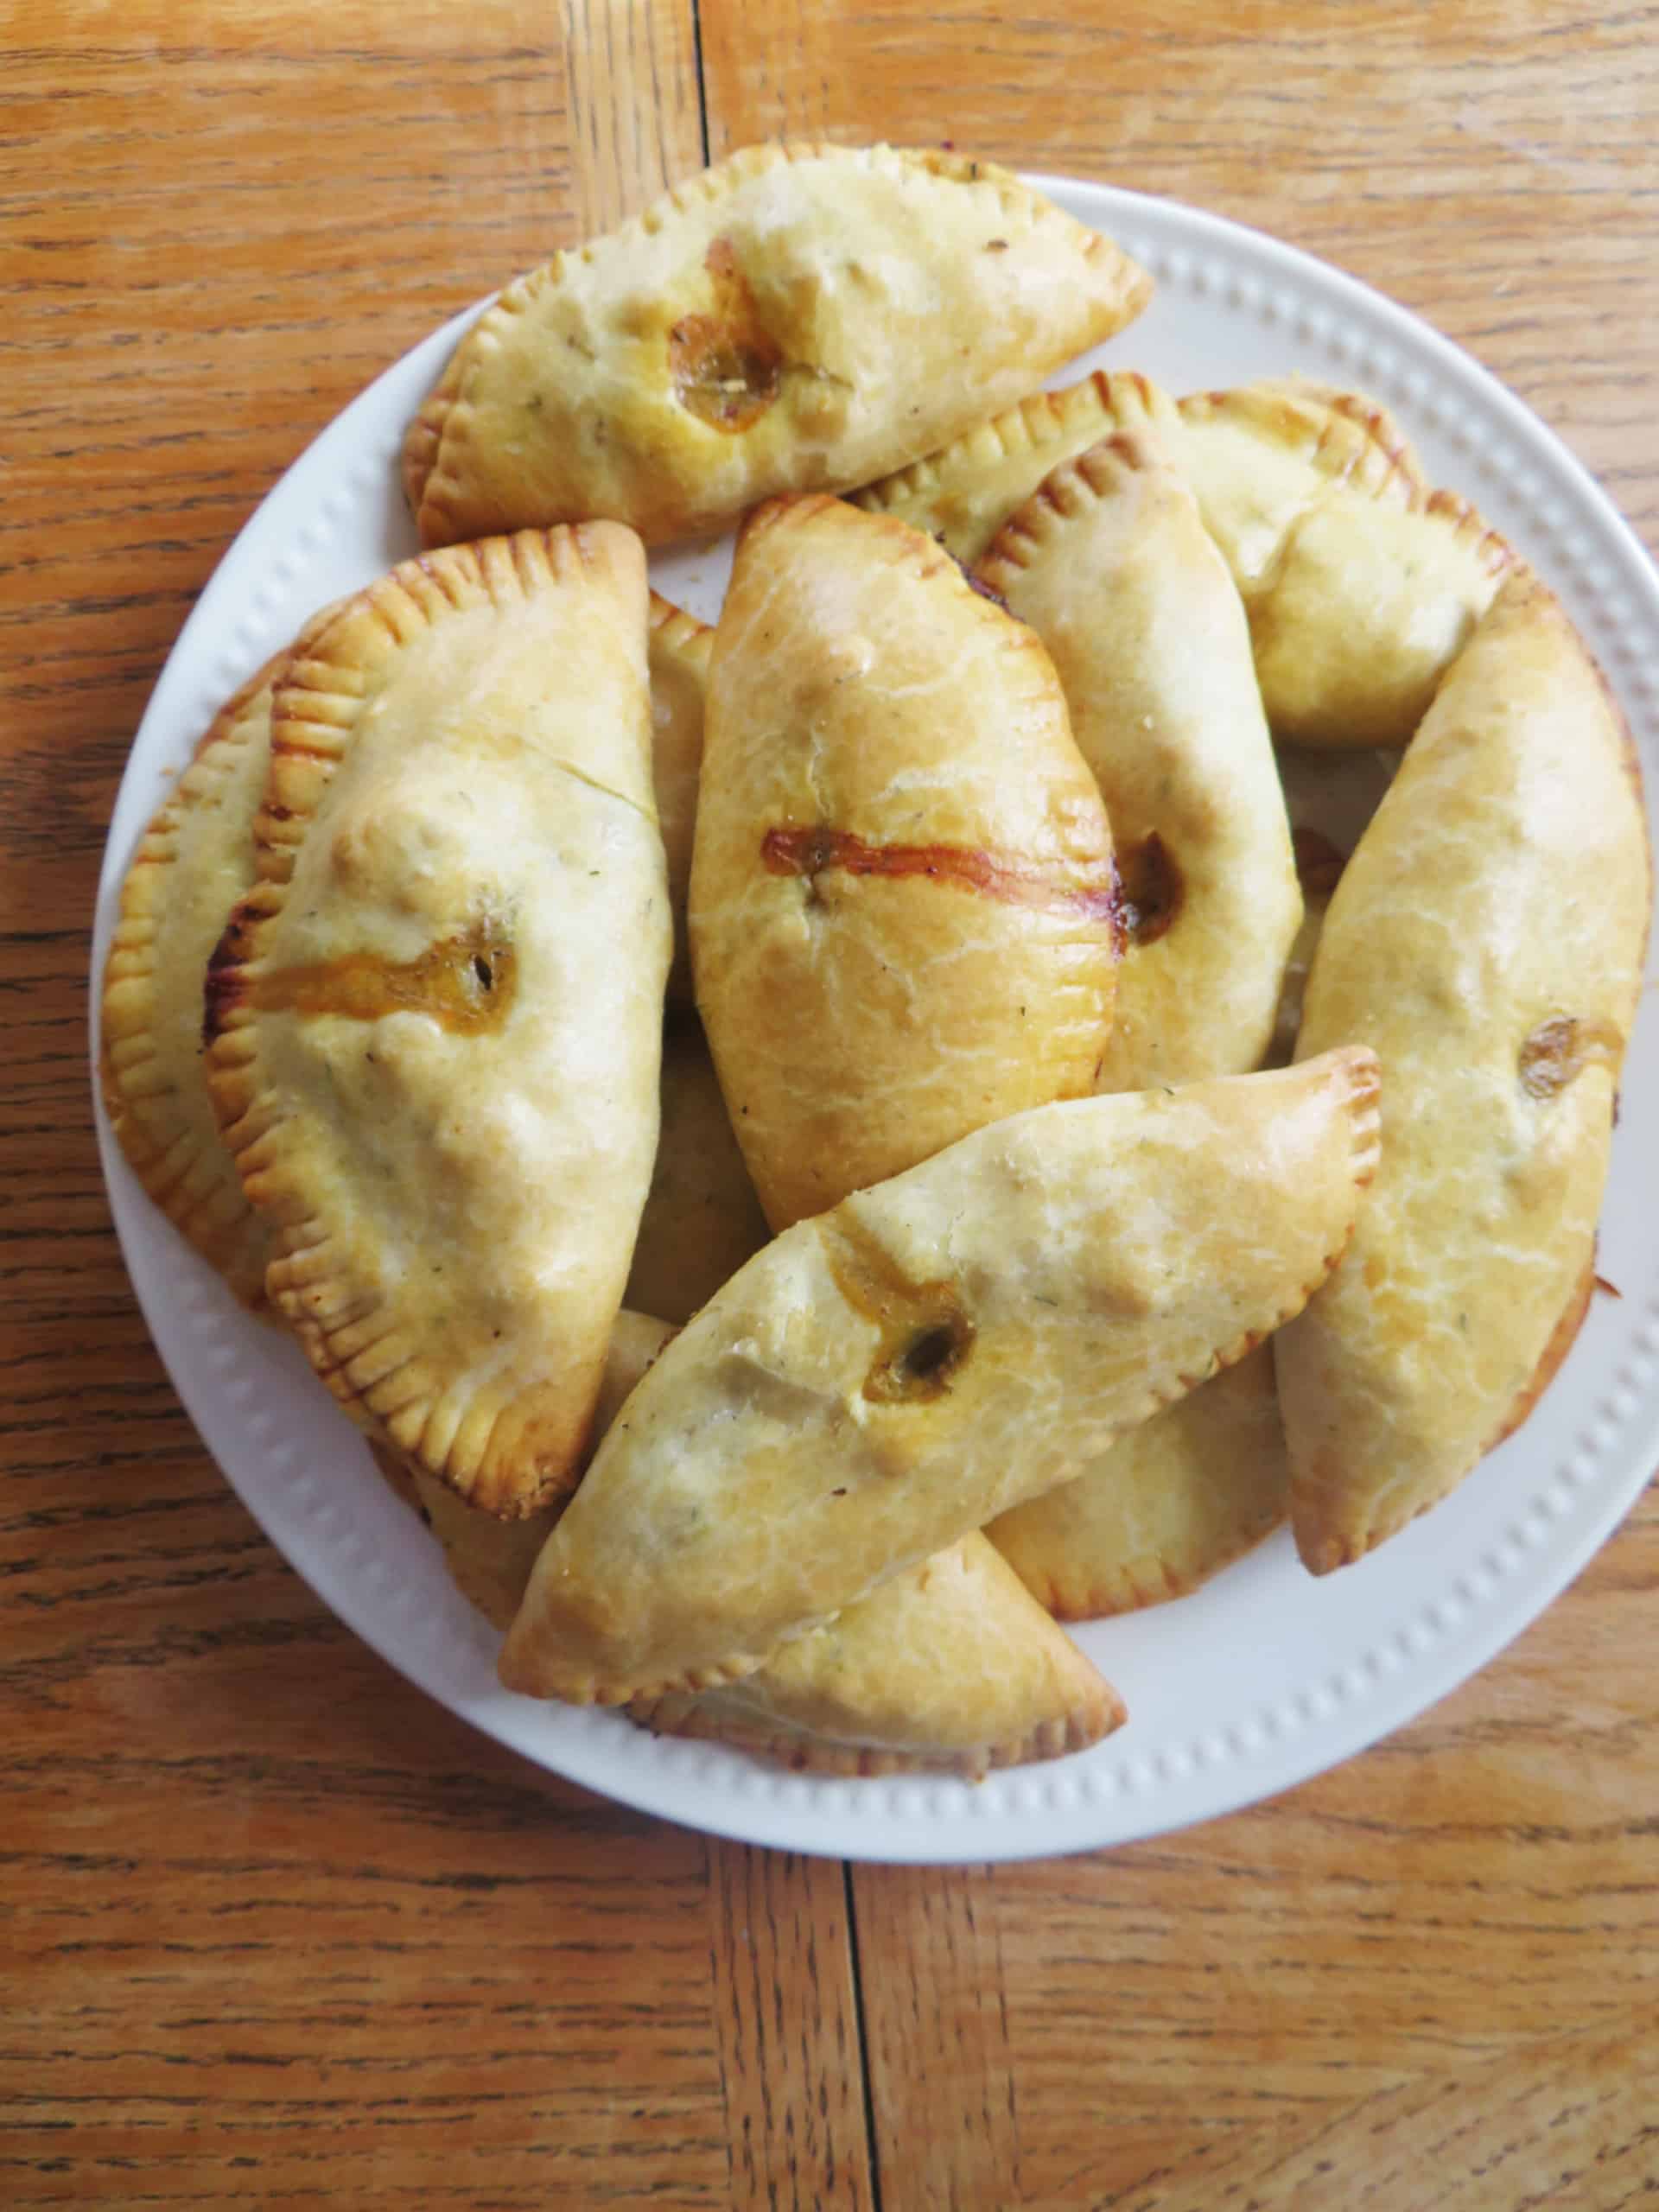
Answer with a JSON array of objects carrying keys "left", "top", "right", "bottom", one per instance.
[
  {"left": 99, "top": 607, "right": 342, "bottom": 1308},
  {"left": 206, "top": 524, "right": 671, "bottom": 1517},
  {"left": 499, "top": 1050, "right": 1381, "bottom": 1705},
  {"left": 691, "top": 493, "right": 1119, "bottom": 1232},
  {"left": 978, "top": 430, "right": 1300, "bottom": 1091},
  {"left": 405, "top": 142, "right": 1151, "bottom": 549},
  {"left": 1276, "top": 569, "right": 1650, "bottom": 1570},
  {"left": 858, "top": 371, "right": 1513, "bottom": 747}
]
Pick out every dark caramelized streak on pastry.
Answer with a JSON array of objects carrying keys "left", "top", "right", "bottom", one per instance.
[
  {"left": 1518, "top": 1013, "right": 1623, "bottom": 1100},
  {"left": 821, "top": 1215, "right": 977, "bottom": 1407},
  {"left": 1116, "top": 831, "right": 1183, "bottom": 946},
  {"left": 212, "top": 919, "right": 518, "bottom": 1039},
  {"left": 669, "top": 237, "right": 784, "bottom": 431},
  {"left": 761, "top": 823, "right": 1119, "bottom": 924}
]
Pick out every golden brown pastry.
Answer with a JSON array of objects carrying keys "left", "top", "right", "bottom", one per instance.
[
  {"left": 99, "top": 611, "right": 341, "bottom": 1308},
  {"left": 1276, "top": 572, "right": 1650, "bottom": 1571},
  {"left": 406, "top": 142, "right": 1150, "bottom": 549},
  {"left": 855, "top": 368, "right": 1152, "bottom": 559},
  {"left": 858, "top": 372, "right": 1512, "bottom": 746},
  {"left": 206, "top": 524, "right": 671, "bottom": 1517},
  {"left": 499, "top": 1051, "right": 1382, "bottom": 1705},
  {"left": 397, "top": 1311, "right": 677, "bottom": 1627},
  {"left": 987, "top": 1345, "right": 1287, "bottom": 1616},
  {"left": 690, "top": 495, "right": 1119, "bottom": 1231},
  {"left": 971, "top": 439, "right": 1300, "bottom": 1613},
  {"left": 378, "top": 1313, "right": 1119, "bottom": 1778},
  {"left": 646, "top": 593, "right": 713, "bottom": 1003},
  {"left": 977, "top": 432, "right": 1301, "bottom": 1088},
  {"left": 623, "top": 1007, "right": 771, "bottom": 1327},
  {"left": 629, "top": 1536, "right": 1122, "bottom": 1778}
]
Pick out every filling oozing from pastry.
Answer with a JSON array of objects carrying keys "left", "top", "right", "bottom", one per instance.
[
  {"left": 759, "top": 822, "right": 1121, "bottom": 925},
  {"left": 208, "top": 915, "right": 518, "bottom": 1038},
  {"left": 668, "top": 238, "right": 785, "bottom": 433},
  {"left": 819, "top": 1213, "right": 978, "bottom": 1408},
  {"left": 1114, "top": 831, "right": 1181, "bottom": 948}
]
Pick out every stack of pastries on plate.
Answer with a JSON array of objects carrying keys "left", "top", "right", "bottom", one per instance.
[{"left": 101, "top": 143, "right": 1651, "bottom": 1777}]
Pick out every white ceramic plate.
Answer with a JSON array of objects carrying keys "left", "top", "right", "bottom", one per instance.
[{"left": 91, "top": 179, "right": 1659, "bottom": 1865}]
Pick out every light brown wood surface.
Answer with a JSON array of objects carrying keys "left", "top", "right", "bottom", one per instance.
[{"left": 3, "top": 3, "right": 1656, "bottom": 2206}]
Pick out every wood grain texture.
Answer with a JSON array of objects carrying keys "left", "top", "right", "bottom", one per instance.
[
  {"left": 0, "top": 6, "right": 862, "bottom": 2206},
  {"left": 695, "top": 5, "right": 1659, "bottom": 2206}
]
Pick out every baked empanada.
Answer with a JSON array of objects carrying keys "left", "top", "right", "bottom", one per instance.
[
  {"left": 690, "top": 495, "right": 1119, "bottom": 1231},
  {"left": 859, "top": 372, "right": 1512, "bottom": 746},
  {"left": 385, "top": 1312, "right": 1121, "bottom": 1777},
  {"left": 406, "top": 143, "right": 1150, "bottom": 549},
  {"left": 646, "top": 591, "right": 712, "bottom": 1002},
  {"left": 629, "top": 1535, "right": 1122, "bottom": 1778},
  {"left": 988, "top": 1344, "right": 1287, "bottom": 1616},
  {"left": 1276, "top": 572, "right": 1650, "bottom": 1571},
  {"left": 207, "top": 524, "right": 671, "bottom": 1517},
  {"left": 99, "top": 611, "right": 340, "bottom": 1308},
  {"left": 977, "top": 433, "right": 1301, "bottom": 1088},
  {"left": 396, "top": 1311, "right": 677, "bottom": 1627},
  {"left": 499, "top": 1052, "right": 1381, "bottom": 1705},
  {"left": 623, "top": 1007, "right": 771, "bottom": 1328}
]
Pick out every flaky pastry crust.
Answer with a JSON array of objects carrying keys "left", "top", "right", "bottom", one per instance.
[
  {"left": 858, "top": 371, "right": 1514, "bottom": 747},
  {"left": 1277, "top": 571, "right": 1651, "bottom": 1570},
  {"left": 978, "top": 432, "right": 1301, "bottom": 1090},
  {"left": 629, "top": 1536, "right": 1122, "bottom": 1778},
  {"left": 691, "top": 494, "right": 1119, "bottom": 1231},
  {"left": 99, "top": 607, "right": 343, "bottom": 1308},
  {"left": 206, "top": 524, "right": 671, "bottom": 1517},
  {"left": 499, "top": 1052, "right": 1381, "bottom": 1705},
  {"left": 407, "top": 142, "right": 1151, "bottom": 548}
]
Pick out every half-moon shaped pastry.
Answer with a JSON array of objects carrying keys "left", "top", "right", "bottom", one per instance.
[
  {"left": 1276, "top": 572, "right": 1650, "bottom": 1571},
  {"left": 987, "top": 1345, "right": 1287, "bottom": 1616},
  {"left": 977, "top": 433, "right": 1301, "bottom": 1089},
  {"left": 99, "top": 609, "right": 341, "bottom": 1308},
  {"left": 499, "top": 1051, "right": 1382, "bottom": 1705},
  {"left": 622, "top": 1008, "right": 771, "bottom": 1328},
  {"left": 858, "top": 372, "right": 1512, "bottom": 746},
  {"left": 629, "top": 1535, "right": 1122, "bottom": 1778},
  {"left": 690, "top": 495, "right": 1119, "bottom": 1231},
  {"left": 397, "top": 1311, "right": 677, "bottom": 1628},
  {"left": 206, "top": 524, "right": 671, "bottom": 1517},
  {"left": 646, "top": 592, "right": 712, "bottom": 1002},
  {"left": 406, "top": 142, "right": 1151, "bottom": 549}
]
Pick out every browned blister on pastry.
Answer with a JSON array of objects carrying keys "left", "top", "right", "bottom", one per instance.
[
  {"left": 690, "top": 495, "right": 1119, "bottom": 1232},
  {"left": 1276, "top": 572, "right": 1650, "bottom": 1572},
  {"left": 205, "top": 525, "right": 671, "bottom": 1518},
  {"left": 978, "top": 433, "right": 1301, "bottom": 1089},
  {"left": 498, "top": 1052, "right": 1381, "bottom": 1706},
  {"left": 629, "top": 1535, "right": 1122, "bottom": 1778},
  {"left": 406, "top": 143, "right": 1150, "bottom": 550},
  {"left": 99, "top": 607, "right": 345, "bottom": 1309},
  {"left": 861, "top": 372, "right": 1512, "bottom": 747}
]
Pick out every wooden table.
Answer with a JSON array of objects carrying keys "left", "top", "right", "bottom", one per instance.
[{"left": 6, "top": 3, "right": 1657, "bottom": 2203}]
